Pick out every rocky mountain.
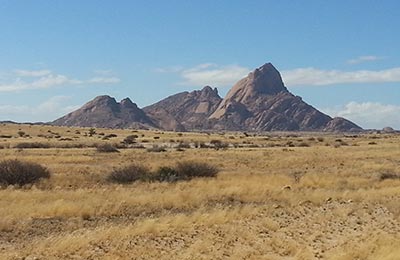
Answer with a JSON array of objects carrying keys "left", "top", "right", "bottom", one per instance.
[
  {"left": 52, "top": 95, "right": 156, "bottom": 129},
  {"left": 52, "top": 62, "right": 362, "bottom": 132},
  {"left": 209, "top": 63, "right": 362, "bottom": 132},
  {"left": 143, "top": 86, "right": 222, "bottom": 131}
]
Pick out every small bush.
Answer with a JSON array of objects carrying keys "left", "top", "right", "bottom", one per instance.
[
  {"left": 96, "top": 143, "right": 119, "bottom": 153},
  {"left": 154, "top": 166, "right": 179, "bottom": 182},
  {"left": 199, "top": 142, "right": 209, "bottom": 148},
  {"left": 107, "top": 161, "right": 219, "bottom": 184},
  {"left": 123, "top": 135, "right": 138, "bottom": 144},
  {"left": 14, "top": 142, "right": 51, "bottom": 149},
  {"left": 297, "top": 142, "right": 310, "bottom": 147},
  {"left": 379, "top": 172, "right": 400, "bottom": 181},
  {"left": 210, "top": 140, "right": 229, "bottom": 150},
  {"left": 106, "top": 164, "right": 151, "bottom": 183},
  {"left": 104, "top": 133, "right": 118, "bottom": 138},
  {"left": 17, "top": 131, "right": 26, "bottom": 137},
  {"left": 175, "top": 161, "right": 219, "bottom": 179},
  {"left": 59, "top": 138, "right": 73, "bottom": 141},
  {"left": 335, "top": 139, "right": 348, "bottom": 146},
  {"left": 176, "top": 142, "right": 191, "bottom": 149},
  {"left": 286, "top": 141, "right": 295, "bottom": 147},
  {"left": 0, "top": 135, "right": 12, "bottom": 139},
  {"left": 0, "top": 159, "right": 50, "bottom": 186}
]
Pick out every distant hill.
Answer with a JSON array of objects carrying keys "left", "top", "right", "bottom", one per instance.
[
  {"left": 53, "top": 95, "right": 156, "bottom": 129},
  {"left": 53, "top": 62, "right": 362, "bottom": 132}
]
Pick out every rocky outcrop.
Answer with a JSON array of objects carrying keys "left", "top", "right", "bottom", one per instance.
[
  {"left": 52, "top": 95, "right": 156, "bottom": 129},
  {"left": 144, "top": 86, "right": 222, "bottom": 131},
  {"left": 209, "top": 63, "right": 355, "bottom": 131},
  {"left": 323, "top": 117, "right": 362, "bottom": 132}
]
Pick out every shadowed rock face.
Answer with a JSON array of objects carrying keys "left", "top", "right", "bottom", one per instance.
[
  {"left": 52, "top": 95, "right": 156, "bottom": 129},
  {"left": 209, "top": 63, "right": 362, "bottom": 132},
  {"left": 143, "top": 86, "right": 222, "bottom": 131}
]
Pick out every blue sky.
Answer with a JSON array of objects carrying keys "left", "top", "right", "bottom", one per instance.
[{"left": 0, "top": 0, "right": 399, "bottom": 129}]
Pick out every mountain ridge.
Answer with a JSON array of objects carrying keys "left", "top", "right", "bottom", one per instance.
[{"left": 52, "top": 63, "right": 362, "bottom": 132}]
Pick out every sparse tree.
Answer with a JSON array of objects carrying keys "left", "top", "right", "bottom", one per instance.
[{"left": 88, "top": 128, "right": 96, "bottom": 137}]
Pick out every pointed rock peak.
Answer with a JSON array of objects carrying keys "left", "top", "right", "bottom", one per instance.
[
  {"left": 86, "top": 95, "right": 118, "bottom": 107},
  {"left": 200, "top": 86, "right": 220, "bottom": 97},
  {"left": 255, "top": 62, "right": 276, "bottom": 73},
  {"left": 201, "top": 85, "right": 213, "bottom": 92},
  {"left": 92, "top": 95, "right": 116, "bottom": 102},
  {"left": 215, "top": 62, "right": 288, "bottom": 109},
  {"left": 246, "top": 62, "right": 288, "bottom": 95},
  {"left": 120, "top": 97, "right": 135, "bottom": 106},
  {"left": 120, "top": 97, "right": 133, "bottom": 103}
]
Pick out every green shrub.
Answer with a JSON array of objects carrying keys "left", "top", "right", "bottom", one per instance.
[
  {"left": 0, "top": 159, "right": 50, "bottom": 186},
  {"left": 106, "top": 164, "right": 151, "bottom": 184},
  {"left": 88, "top": 128, "right": 96, "bottom": 136}
]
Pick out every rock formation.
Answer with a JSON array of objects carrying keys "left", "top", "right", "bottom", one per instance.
[
  {"left": 144, "top": 86, "right": 222, "bottom": 131},
  {"left": 52, "top": 95, "right": 156, "bottom": 129},
  {"left": 209, "top": 63, "right": 360, "bottom": 131},
  {"left": 53, "top": 63, "right": 362, "bottom": 132}
]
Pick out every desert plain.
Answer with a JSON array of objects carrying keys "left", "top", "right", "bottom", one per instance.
[{"left": 0, "top": 123, "right": 400, "bottom": 259}]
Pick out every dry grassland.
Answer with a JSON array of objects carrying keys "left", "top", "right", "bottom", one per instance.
[{"left": 1, "top": 123, "right": 400, "bottom": 259}]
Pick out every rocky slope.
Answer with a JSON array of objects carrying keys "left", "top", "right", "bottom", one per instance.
[
  {"left": 143, "top": 86, "right": 222, "bottom": 131},
  {"left": 209, "top": 63, "right": 361, "bottom": 132}
]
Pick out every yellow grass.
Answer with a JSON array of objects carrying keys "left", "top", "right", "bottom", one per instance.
[{"left": 0, "top": 123, "right": 400, "bottom": 259}]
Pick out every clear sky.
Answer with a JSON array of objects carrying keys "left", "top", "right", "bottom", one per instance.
[{"left": 1, "top": 0, "right": 399, "bottom": 129}]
